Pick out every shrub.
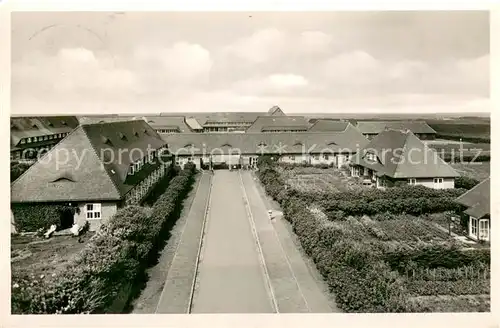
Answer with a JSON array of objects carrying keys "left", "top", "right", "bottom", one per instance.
[
  {"left": 455, "top": 176, "right": 480, "bottom": 190},
  {"left": 11, "top": 161, "right": 33, "bottom": 182},
  {"left": 11, "top": 204, "right": 78, "bottom": 232}
]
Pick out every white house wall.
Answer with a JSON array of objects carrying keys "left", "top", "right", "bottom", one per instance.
[{"left": 73, "top": 201, "right": 118, "bottom": 231}]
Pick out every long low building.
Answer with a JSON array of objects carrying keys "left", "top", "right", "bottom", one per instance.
[
  {"left": 356, "top": 121, "right": 437, "bottom": 140},
  {"left": 162, "top": 123, "right": 369, "bottom": 169}
]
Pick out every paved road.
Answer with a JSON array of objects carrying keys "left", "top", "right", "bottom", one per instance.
[
  {"left": 239, "top": 171, "right": 310, "bottom": 312},
  {"left": 190, "top": 171, "right": 275, "bottom": 313},
  {"left": 155, "top": 173, "right": 212, "bottom": 313},
  {"left": 246, "top": 171, "right": 340, "bottom": 312}
]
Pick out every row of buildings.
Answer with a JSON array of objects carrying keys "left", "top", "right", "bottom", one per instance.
[{"left": 10, "top": 107, "right": 489, "bottom": 243}]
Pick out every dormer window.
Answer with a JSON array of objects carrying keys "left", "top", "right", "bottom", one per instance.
[
  {"left": 61, "top": 120, "right": 67, "bottom": 126},
  {"left": 366, "top": 152, "right": 376, "bottom": 162},
  {"left": 119, "top": 132, "right": 127, "bottom": 140}
]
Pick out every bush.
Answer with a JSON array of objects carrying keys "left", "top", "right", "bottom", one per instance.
[
  {"left": 11, "top": 166, "right": 196, "bottom": 314},
  {"left": 455, "top": 176, "right": 480, "bottom": 190},
  {"left": 11, "top": 204, "right": 78, "bottom": 232},
  {"left": 11, "top": 161, "right": 32, "bottom": 182}
]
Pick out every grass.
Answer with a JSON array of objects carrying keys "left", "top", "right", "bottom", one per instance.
[
  {"left": 451, "top": 162, "right": 490, "bottom": 181},
  {"left": 11, "top": 233, "right": 94, "bottom": 280}
]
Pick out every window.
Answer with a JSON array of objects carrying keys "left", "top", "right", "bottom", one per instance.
[
  {"left": 433, "top": 178, "right": 444, "bottom": 189},
  {"left": 27, "top": 137, "right": 32, "bottom": 143},
  {"left": 289, "top": 155, "right": 295, "bottom": 160},
  {"left": 86, "top": 203, "right": 101, "bottom": 219},
  {"left": 20, "top": 139, "right": 26, "bottom": 144},
  {"left": 43, "top": 136, "right": 48, "bottom": 141},
  {"left": 129, "top": 164, "right": 135, "bottom": 175},
  {"left": 479, "top": 219, "right": 489, "bottom": 241},
  {"left": 366, "top": 152, "right": 376, "bottom": 162},
  {"left": 313, "top": 155, "right": 319, "bottom": 160},
  {"left": 323, "top": 154, "right": 329, "bottom": 160},
  {"left": 408, "top": 178, "right": 417, "bottom": 185},
  {"left": 470, "top": 217, "right": 478, "bottom": 238}
]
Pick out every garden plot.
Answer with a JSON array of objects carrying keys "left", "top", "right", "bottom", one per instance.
[
  {"left": 11, "top": 233, "right": 94, "bottom": 282},
  {"left": 315, "top": 213, "right": 490, "bottom": 312},
  {"left": 279, "top": 167, "right": 364, "bottom": 194},
  {"left": 451, "top": 162, "right": 490, "bottom": 181}
]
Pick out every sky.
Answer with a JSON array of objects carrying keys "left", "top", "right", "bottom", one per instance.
[{"left": 11, "top": 11, "right": 490, "bottom": 114}]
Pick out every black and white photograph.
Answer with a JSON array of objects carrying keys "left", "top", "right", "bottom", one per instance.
[{"left": 9, "top": 10, "right": 491, "bottom": 316}]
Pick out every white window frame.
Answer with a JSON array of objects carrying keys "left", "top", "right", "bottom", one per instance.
[
  {"left": 408, "top": 178, "right": 417, "bottom": 185},
  {"left": 479, "top": 219, "right": 489, "bottom": 241},
  {"left": 470, "top": 216, "right": 478, "bottom": 239},
  {"left": 433, "top": 178, "right": 444, "bottom": 189},
  {"left": 86, "top": 203, "right": 102, "bottom": 220}
]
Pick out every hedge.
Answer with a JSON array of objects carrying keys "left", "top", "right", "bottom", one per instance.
[
  {"left": 11, "top": 161, "right": 33, "bottom": 182},
  {"left": 323, "top": 197, "right": 464, "bottom": 218},
  {"left": 384, "top": 245, "right": 490, "bottom": 272},
  {"left": 11, "top": 164, "right": 196, "bottom": 314},
  {"left": 11, "top": 204, "right": 77, "bottom": 232},
  {"left": 455, "top": 176, "right": 480, "bottom": 190}
]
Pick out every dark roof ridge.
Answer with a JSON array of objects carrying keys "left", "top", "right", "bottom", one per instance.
[{"left": 80, "top": 119, "right": 139, "bottom": 127}]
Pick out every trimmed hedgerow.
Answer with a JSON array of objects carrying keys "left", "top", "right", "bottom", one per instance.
[
  {"left": 11, "top": 204, "right": 78, "bottom": 232},
  {"left": 11, "top": 165, "right": 197, "bottom": 314},
  {"left": 455, "top": 176, "right": 480, "bottom": 190}
]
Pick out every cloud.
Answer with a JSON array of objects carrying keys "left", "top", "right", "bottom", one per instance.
[
  {"left": 232, "top": 74, "right": 310, "bottom": 96},
  {"left": 224, "top": 28, "right": 287, "bottom": 64},
  {"left": 12, "top": 42, "right": 214, "bottom": 99},
  {"left": 133, "top": 42, "right": 213, "bottom": 89},
  {"left": 12, "top": 48, "right": 136, "bottom": 96},
  {"left": 298, "top": 31, "right": 333, "bottom": 54},
  {"left": 320, "top": 51, "right": 489, "bottom": 96}
]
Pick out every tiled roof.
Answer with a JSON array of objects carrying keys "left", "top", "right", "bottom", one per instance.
[
  {"left": 11, "top": 120, "right": 168, "bottom": 203},
  {"left": 185, "top": 117, "right": 203, "bottom": 130},
  {"left": 144, "top": 116, "right": 191, "bottom": 133},
  {"left": 350, "top": 129, "right": 459, "bottom": 179},
  {"left": 455, "top": 178, "right": 490, "bottom": 218},
  {"left": 356, "top": 121, "right": 437, "bottom": 134},
  {"left": 160, "top": 112, "right": 264, "bottom": 125},
  {"left": 308, "top": 120, "right": 350, "bottom": 132},
  {"left": 162, "top": 124, "right": 369, "bottom": 156},
  {"left": 261, "top": 125, "right": 309, "bottom": 132},
  {"left": 11, "top": 116, "right": 79, "bottom": 147},
  {"left": 268, "top": 106, "right": 286, "bottom": 116},
  {"left": 246, "top": 116, "right": 310, "bottom": 132}
]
